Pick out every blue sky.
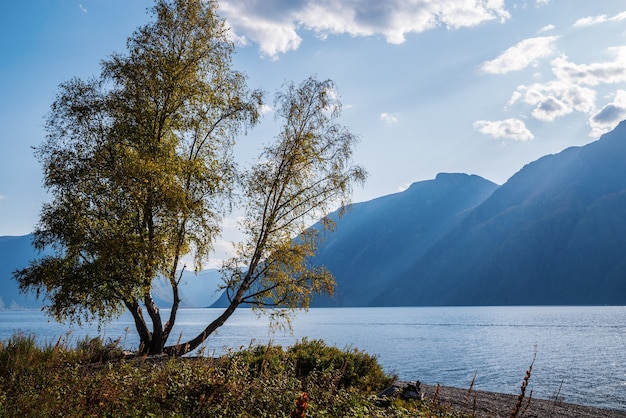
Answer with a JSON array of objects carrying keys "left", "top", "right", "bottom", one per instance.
[{"left": 2, "top": 0, "right": 626, "bottom": 248}]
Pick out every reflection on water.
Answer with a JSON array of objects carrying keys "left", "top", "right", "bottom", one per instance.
[{"left": 1, "top": 306, "right": 625, "bottom": 411}]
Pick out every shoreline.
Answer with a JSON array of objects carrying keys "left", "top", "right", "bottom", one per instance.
[{"left": 421, "top": 384, "right": 626, "bottom": 418}]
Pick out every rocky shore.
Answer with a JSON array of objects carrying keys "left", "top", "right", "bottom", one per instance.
[{"left": 420, "top": 384, "right": 626, "bottom": 418}]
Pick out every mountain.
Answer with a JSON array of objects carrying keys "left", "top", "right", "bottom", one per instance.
[
  {"left": 214, "top": 120, "right": 626, "bottom": 307},
  {"left": 0, "top": 235, "right": 223, "bottom": 310},
  {"left": 151, "top": 269, "right": 223, "bottom": 308},
  {"left": 209, "top": 172, "right": 498, "bottom": 308},
  {"left": 7, "top": 120, "right": 626, "bottom": 309},
  {"left": 0, "top": 235, "right": 45, "bottom": 309},
  {"left": 375, "top": 120, "right": 626, "bottom": 306},
  {"left": 309, "top": 173, "right": 499, "bottom": 306}
]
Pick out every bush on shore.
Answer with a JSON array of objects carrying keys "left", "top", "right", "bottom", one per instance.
[{"left": 0, "top": 333, "right": 466, "bottom": 417}]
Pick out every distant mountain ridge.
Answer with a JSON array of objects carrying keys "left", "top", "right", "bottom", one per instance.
[
  {"left": 209, "top": 172, "right": 499, "bottom": 308},
  {"left": 308, "top": 173, "right": 499, "bottom": 306},
  {"left": 315, "top": 119, "right": 626, "bottom": 306},
  {"left": 0, "top": 235, "right": 45, "bottom": 309},
  {"left": 375, "top": 120, "right": 626, "bottom": 306},
  {"left": 0, "top": 235, "right": 223, "bottom": 310},
  {"left": 4, "top": 121, "right": 626, "bottom": 309}
]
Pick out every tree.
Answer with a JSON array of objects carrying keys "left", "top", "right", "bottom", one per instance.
[
  {"left": 15, "top": 1, "right": 365, "bottom": 357},
  {"left": 14, "top": 0, "right": 261, "bottom": 355},
  {"left": 165, "top": 77, "right": 366, "bottom": 356}
]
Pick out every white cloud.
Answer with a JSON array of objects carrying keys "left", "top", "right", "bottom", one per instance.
[
  {"left": 509, "top": 81, "right": 596, "bottom": 122},
  {"left": 573, "top": 15, "right": 609, "bottom": 27},
  {"left": 551, "top": 49, "right": 626, "bottom": 86},
  {"left": 589, "top": 90, "right": 626, "bottom": 138},
  {"left": 506, "top": 91, "right": 523, "bottom": 108},
  {"left": 481, "top": 36, "right": 559, "bottom": 74},
  {"left": 258, "top": 104, "right": 273, "bottom": 115},
  {"left": 208, "top": 239, "right": 237, "bottom": 268},
  {"left": 573, "top": 11, "right": 626, "bottom": 28},
  {"left": 500, "top": 45, "right": 626, "bottom": 137},
  {"left": 220, "top": 2, "right": 301, "bottom": 58},
  {"left": 380, "top": 112, "right": 398, "bottom": 124},
  {"left": 221, "top": 215, "right": 245, "bottom": 229},
  {"left": 538, "top": 24, "right": 555, "bottom": 33},
  {"left": 473, "top": 118, "right": 534, "bottom": 141},
  {"left": 397, "top": 183, "right": 410, "bottom": 192},
  {"left": 221, "top": 0, "right": 511, "bottom": 59},
  {"left": 79, "top": 4, "right": 87, "bottom": 13}
]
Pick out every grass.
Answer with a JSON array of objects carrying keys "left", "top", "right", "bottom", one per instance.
[
  {"left": 0, "top": 333, "right": 469, "bottom": 417},
  {"left": 509, "top": 351, "right": 535, "bottom": 418}
]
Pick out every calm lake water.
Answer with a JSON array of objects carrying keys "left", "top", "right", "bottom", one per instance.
[{"left": 1, "top": 306, "right": 625, "bottom": 411}]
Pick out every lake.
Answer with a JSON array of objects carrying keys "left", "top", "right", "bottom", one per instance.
[{"left": 1, "top": 306, "right": 625, "bottom": 412}]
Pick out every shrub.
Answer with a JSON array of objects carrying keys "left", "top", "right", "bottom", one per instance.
[
  {"left": 288, "top": 338, "right": 395, "bottom": 391},
  {"left": 0, "top": 334, "right": 458, "bottom": 417}
]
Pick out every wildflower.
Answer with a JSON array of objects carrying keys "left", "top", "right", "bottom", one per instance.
[{"left": 291, "top": 392, "right": 309, "bottom": 418}]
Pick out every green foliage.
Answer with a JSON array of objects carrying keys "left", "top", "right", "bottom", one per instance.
[
  {"left": 0, "top": 336, "right": 464, "bottom": 417},
  {"left": 212, "top": 77, "right": 368, "bottom": 345},
  {"left": 13, "top": 0, "right": 366, "bottom": 358},
  {"left": 13, "top": 0, "right": 261, "bottom": 354},
  {"left": 288, "top": 338, "right": 394, "bottom": 391},
  {"left": 164, "top": 78, "right": 367, "bottom": 356}
]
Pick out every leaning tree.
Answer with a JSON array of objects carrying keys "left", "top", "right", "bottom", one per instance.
[
  {"left": 15, "top": 0, "right": 365, "bottom": 356},
  {"left": 166, "top": 77, "right": 367, "bottom": 356}
]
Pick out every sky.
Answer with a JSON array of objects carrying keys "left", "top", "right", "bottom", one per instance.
[{"left": 2, "top": 1, "right": 626, "bottom": 257}]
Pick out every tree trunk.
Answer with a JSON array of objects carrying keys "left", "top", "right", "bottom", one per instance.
[
  {"left": 163, "top": 279, "right": 181, "bottom": 343},
  {"left": 124, "top": 299, "right": 153, "bottom": 354},
  {"left": 164, "top": 290, "right": 242, "bottom": 356},
  {"left": 143, "top": 291, "right": 166, "bottom": 355},
  {"left": 163, "top": 254, "right": 261, "bottom": 356}
]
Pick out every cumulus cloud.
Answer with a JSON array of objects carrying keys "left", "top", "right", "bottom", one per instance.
[
  {"left": 508, "top": 81, "right": 596, "bottom": 122},
  {"left": 551, "top": 49, "right": 626, "bottom": 86},
  {"left": 589, "top": 90, "right": 626, "bottom": 137},
  {"left": 573, "top": 11, "right": 626, "bottom": 27},
  {"left": 380, "top": 112, "right": 398, "bottom": 124},
  {"left": 504, "top": 48, "right": 626, "bottom": 126},
  {"left": 479, "top": 10, "right": 626, "bottom": 137},
  {"left": 220, "top": 0, "right": 510, "bottom": 58},
  {"left": 481, "top": 36, "right": 559, "bottom": 74},
  {"left": 221, "top": 2, "right": 301, "bottom": 58},
  {"left": 473, "top": 118, "right": 534, "bottom": 141},
  {"left": 79, "top": 4, "right": 87, "bottom": 13}
]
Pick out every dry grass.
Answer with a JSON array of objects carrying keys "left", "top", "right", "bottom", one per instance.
[
  {"left": 0, "top": 333, "right": 469, "bottom": 417},
  {"left": 510, "top": 351, "right": 535, "bottom": 418}
]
